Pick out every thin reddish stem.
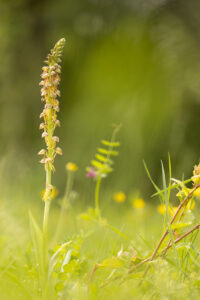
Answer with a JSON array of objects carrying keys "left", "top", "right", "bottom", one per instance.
[{"left": 129, "top": 184, "right": 200, "bottom": 274}]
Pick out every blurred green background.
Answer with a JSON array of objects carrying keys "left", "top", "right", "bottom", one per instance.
[{"left": 1, "top": 0, "right": 200, "bottom": 205}]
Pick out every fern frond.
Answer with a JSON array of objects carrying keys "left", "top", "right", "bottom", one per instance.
[
  {"left": 87, "top": 125, "right": 120, "bottom": 179},
  {"left": 101, "top": 140, "right": 120, "bottom": 147},
  {"left": 98, "top": 148, "right": 119, "bottom": 156}
]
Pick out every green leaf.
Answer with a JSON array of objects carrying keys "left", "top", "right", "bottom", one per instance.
[
  {"left": 106, "top": 223, "right": 128, "bottom": 239},
  {"left": 79, "top": 213, "right": 94, "bottom": 221},
  {"left": 110, "top": 150, "right": 119, "bottom": 156},
  {"left": 6, "top": 271, "right": 33, "bottom": 298},
  {"left": 55, "top": 282, "right": 65, "bottom": 292},
  {"left": 184, "top": 209, "right": 195, "bottom": 224},
  {"left": 98, "top": 148, "right": 118, "bottom": 156},
  {"left": 152, "top": 177, "right": 193, "bottom": 198},
  {"left": 171, "top": 223, "right": 191, "bottom": 230},
  {"left": 99, "top": 257, "right": 121, "bottom": 268},
  {"left": 95, "top": 154, "right": 113, "bottom": 165},
  {"left": 168, "top": 153, "right": 172, "bottom": 200},
  {"left": 61, "top": 250, "right": 72, "bottom": 272},
  {"left": 103, "top": 166, "right": 113, "bottom": 173},
  {"left": 95, "top": 154, "right": 107, "bottom": 162},
  {"left": 161, "top": 161, "right": 179, "bottom": 265},
  {"left": 101, "top": 140, "right": 120, "bottom": 147},
  {"left": 98, "top": 148, "right": 109, "bottom": 155},
  {"left": 49, "top": 242, "right": 72, "bottom": 277},
  {"left": 143, "top": 161, "right": 163, "bottom": 200},
  {"left": 91, "top": 160, "right": 103, "bottom": 169}
]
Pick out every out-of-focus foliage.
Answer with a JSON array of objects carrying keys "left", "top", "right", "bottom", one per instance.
[{"left": 1, "top": 0, "right": 200, "bottom": 199}]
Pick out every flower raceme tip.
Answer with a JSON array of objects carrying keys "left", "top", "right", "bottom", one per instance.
[{"left": 38, "top": 38, "right": 66, "bottom": 172}]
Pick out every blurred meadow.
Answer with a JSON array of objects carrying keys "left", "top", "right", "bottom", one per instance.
[{"left": 1, "top": 0, "right": 200, "bottom": 299}]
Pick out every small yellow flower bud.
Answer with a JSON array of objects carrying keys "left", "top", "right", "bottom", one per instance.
[
  {"left": 157, "top": 204, "right": 166, "bottom": 215},
  {"left": 41, "top": 186, "right": 58, "bottom": 201},
  {"left": 132, "top": 198, "right": 145, "bottom": 209},
  {"left": 113, "top": 192, "right": 126, "bottom": 203},
  {"left": 157, "top": 204, "right": 174, "bottom": 215},
  {"left": 66, "top": 162, "right": 78, "bottom": 172}
]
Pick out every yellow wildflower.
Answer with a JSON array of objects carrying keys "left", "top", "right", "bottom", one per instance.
[
  {"left": 66, "top": 162, "right": 78, "bottom": 172},
  {"left": 157, "top": 204, "right": 166, "bottom": 215},
  {"left": 157, "top": 204, "right": 174, "bottom": 216},
  {"left": 132, "top": 198, "right": 145, "bottom": 209},
  {"left": 113, "top": 192, "right": 126, "bottom": 203},
  {"left": 186, "top": 199, "right": 195, "bottom": 210},
  {"left": 193, "top": 187, "right": 200, "bottom": 198},
  {"left": 41, "top": 186, "right": 59, "bottom": 200}
]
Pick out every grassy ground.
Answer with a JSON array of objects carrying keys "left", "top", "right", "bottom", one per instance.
[{"left": 1, "top": 183, "right": 200, "bottom": 300}]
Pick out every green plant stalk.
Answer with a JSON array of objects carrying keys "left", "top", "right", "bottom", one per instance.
[
  {"left": 37, "top": 38, "right": 65, "bottom": 299},
  {"left": 42, "top": 166, "right": 52, "bottom": 300},
  {"left": 43, "top": 166, "right": 51, "bottom": 246},
  {"left": 95, "top": 176, "right": 102, "bottom": 217}
]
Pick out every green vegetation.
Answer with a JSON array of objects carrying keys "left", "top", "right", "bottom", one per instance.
[{"left": 1, "top": 38, "right": 200, "bottom": 300}]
